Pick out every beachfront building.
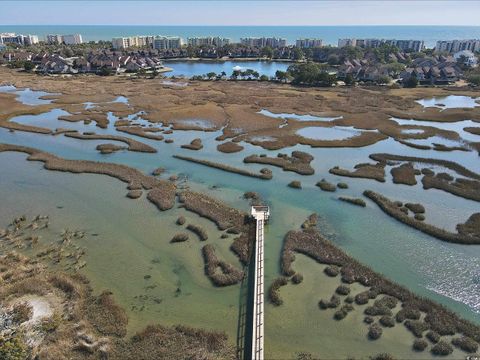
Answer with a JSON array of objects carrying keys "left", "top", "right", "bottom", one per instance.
[
  {"left": 435, "top": 39, "right": 480, "bottom": 54},
  {"left": 46, "top": 34, "right": 83, "bottom": 45},
  {"left": 296, "top": 38, "right": 323, "bottom": 48},
  {"left": 0, "top": 33, "right": 39, "bottom": 46},
  {"left": 187, "top": 37, "right": 230, "bottom": 47},
  {"left": 338, "top": 38, "right": 423, "bottom": 52},
  {"left": 112, "top": 35, "right": 155, "bottom": 49},
  {"left": 153, "top": 36, "right": 183, "bottom": 50},
  {"left": 240, "top": 37, "right": 287, "bottom": 48}
]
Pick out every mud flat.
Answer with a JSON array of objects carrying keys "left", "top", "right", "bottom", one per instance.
[
  {"left": 243, "top": 151, "right": 314, "bottom": 175},
  {"left": 202, "top": 244, "right": 244, "bottom": 286},
  {"left": 116, "top": 126, "right": 164, "bottom": 141},
  {"left": 173, "top": 155, "right": 273, "bottom": 180},
  {"left": 329, "top": 163, "right": 386, "bottom": 182},
  {"left": 217, "top": 141, "right": 244, "bottom": 153},
  {"left": 280, "top": 219, "right": 480, "bottom": 353},
  {"left": 364, "top": 190, "right": 480, "bottom": 244},
  {"left": 96, "top": 143, "right": 126, "bottom": 154},
  {"left": 181, "top": 138, "right": 203, "bottom": 150},
  {"left": 64, "top": 132, "right": 157, "bottom": 153},
  {"left": 338, "top": 196, "right": 366, "bottom": 207},
  {"left": 369, "top": 153, "right": 480, "bottom": 180},
  {"left": 390, "top": 163, "right": 418, "bottom": 185}
]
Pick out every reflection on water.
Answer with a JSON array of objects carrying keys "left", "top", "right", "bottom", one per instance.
[
  {"left": 416, "top": 95, "right": 480, "bottom": 109},
  {"left": 392, "top": 117, "right": 480, "bottom": 142},
  {"left": 258, "top": 109, "right": 342, "bottom": 122},
  {"left": 296, "top": 126, "right": 361, "bottom": 140},
  {"left": 0, "top": 85, "right": 55, "bottom": 105}
]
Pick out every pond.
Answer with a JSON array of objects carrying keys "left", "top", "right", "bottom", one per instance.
[
  {"left": 164, "top": 60, "right": 290, "bottom": 78},
  {"left": 0, "top": 85, "right": 55, "bottom": 105},
  {"left": 296, "top": 126, "right": 361, "bottom": 140},
  {"left": 258, "top": 109, "right": 342, "bottom": 122},
  {"left": 416, "top": 95, "right": 480, "bottom": 110}
]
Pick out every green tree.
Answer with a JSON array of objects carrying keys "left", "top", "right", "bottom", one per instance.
[
  {"left": 275, "top": 70, "right": 289, "bottom": 83},
  {"left": 293, "top": 47, "right": 304, "bottom": 61},
  {"left": 287, "top": 62, "right": 334, "bottom": 86},
  {"left": 376, "top": 75, "right": 392, "bottom": 85},
  {"left": 344, "top": 73, "right": 355, "bottom": 86},
  {"left": 206, "top": 72, "right": 217, "bottom": 80},
  {"left": 404, "top": 75, "right": 418, "bottom": 88},
  {"left": 467, "top": 73, "right": 480, "bottom": 86},
  {"left": 231, "top": 69, "right": 241, "bottom": 80},
  {"left": 97, "top": 66, "right": 112, "bottom": 76},
  {"left": 259, "top": 74, "right": 269, "bottom": 81},
  {"left": 261, "top": 46, "right": 274, "bottom": 59},
  {"left": 23, "top": 61, "right": 35, "bottom": 72}
]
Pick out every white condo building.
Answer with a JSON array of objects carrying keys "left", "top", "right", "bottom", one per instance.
[
  {"left": 435, "top": 39, "right": 480, "bottom": 53},
  {"left": 0, "top": 33, "right": 38, "bottom": 46},
  {"left": 187, "top": 37, "right": 230, "bottom": 47},
  {"left": 296, "top": 38, "right": 323, "bottom": 48},
  {"left": 153, "top": 36, "right": 183, "bottom": 50},
  {"left": 240, "top": 37, "right": 287, "bottom": 48},
  {"left": 47, "top": 34, "right": 83, "bottom": 45}
]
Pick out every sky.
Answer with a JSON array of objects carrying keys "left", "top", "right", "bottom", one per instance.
[{"left": 1, "top": 1, "right": 480, "bottom": 26}]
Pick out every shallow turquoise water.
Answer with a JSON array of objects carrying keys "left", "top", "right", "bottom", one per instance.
[{"left": 1, "top": 88, "right": 480, "bottom": 357}]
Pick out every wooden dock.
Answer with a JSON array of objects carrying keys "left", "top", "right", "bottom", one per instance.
[{"left": 250, "top": 206, "right": 269, "bottom": 360}]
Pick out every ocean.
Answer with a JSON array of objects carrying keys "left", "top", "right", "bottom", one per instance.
[{"left": 1, "top": 25, "right": 480, "bottom": 47}]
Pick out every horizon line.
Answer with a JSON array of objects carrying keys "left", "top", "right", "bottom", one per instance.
[{"left": 2, "top": 24, "right": 480, "bottom": 27}]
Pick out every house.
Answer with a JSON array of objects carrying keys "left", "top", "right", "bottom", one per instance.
[{"left": 453, "top": 50, "right": 478, "bottom": 68}]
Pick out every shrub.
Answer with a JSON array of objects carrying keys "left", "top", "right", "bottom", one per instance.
[
  {"left": 374, "top": 296, "right": 398, "bottom": 309},
  {"left": 365, "top": 305, "right": 392, "bottom": 316},
  {"left": 405, "top": 320, "right": 429, "bottom": 338},
  {"left": 337, "top": 182, "right": 349, "bottom": 189},
  {"left": 291, "top": 273, "right": 304, "bottom": 284},
  {"left": 269, "top": 277, "right": 288, "bottom": 306},
  {"left": 329, "top": 295, "right": 341, "bottom": 308},
  {"left": 379, "top": 316, "right": 395, "bottom": 328},
  {"left": 288, "top": 181, "right": 302, "bottom": 189},
  {"left": 431, "top": 340, "right": 453, "bottom": 356},
  {"left": 426, "top": 330, "right": 440, "bottom": 343},
  {"left": 364, "top": 316, "right": 374, "bottom": 324},
  {"left": 171, "top": 233, "right": 189, "bottom": 243},
  {"left": 186, "top": 224, "right": 208, "bottom": 241},
  {"left": 344, "top": 296, "right": 354, "bottom": 304},
  {"left": 334, "top": 309, "right": 347, "bottom": 320},
  {"left": 324, "top": 265, "right": 339, "bottom": 277},
  {"left": 11, "top": 302, "right": 32, "bottom": 324},
  {"left": 369, "top": 354, "right": 395, "bottom": 360},
  {"left": 412, "top": 339, "right": 428, "bottom": 352},
  {"left": 355, "top": 291, "right": 370, "bottom": 305},
  {"left": 395, "top": 307, "right": 421, "bottom": 322},
  {"left": 368, "top": 323, "right": 383, "bottom": 340},
  {"left": 176, "top": 216, "right": 186, "bottom": 225},
  {"left": 335, "top": 285, "right": 350, "bottom": 295},
  {"left": 451, "top": 336, "right": 478, "bottom": 353},
  {"left": 0, "top": 334, "right": 28, "bottom": 360}
]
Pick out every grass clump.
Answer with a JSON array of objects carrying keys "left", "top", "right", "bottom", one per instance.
[
  {"left": 379, "top": 316, "right": 395, "bottom": 328},
  {"left": 431, "top": 340, "right": 453, "bottom": 356},
  {"left": 426, "top": 330, "right": 440, "bottom": 343},
  {"left": 324, "top": 265, "right": 339, "bottom": 277},
  {"left": 451, "top": 336, "right": 478, "bottom": 353},
  {"left": 337, "top": 182, "right": 349, "bottom": 189},
  {"left": 335, "top": 285, "right": 350, "bottom": 296},
  {"left": 186, "top": 224, "right": 208, "bottom": 241},
  {"left": 368, "top": 323, "right": 383, "bottom": 340},
  {"left": 291, "top": 273, "right": 304, "bottom": 284},
  {"left": 395, "top": 307, "right": 421, "bottom": 322},
  {"left": 316, "top": 179, "right": 336, "bottom": 192},
  {"left": 412, "top": 339, "right": 428, "bottom": 352},
  {"left": 170, "top": 233, "right": 189, "bottom": 243},
  {"left": 11, "top": 302, "right": 32, "bottom": 324},
  {"left": 0, "top": 333, "right": 29, "bottom": 360},
  {"left": 176, "top": 216, "right": 186, "bottom": 225},
  {"left": 334, "top": 304, "right": 354, "bottom": 320},
  {"left": 288, "top": 180, "right": 302, "bottom": 189},
  {"left": 269, "top": 277, "right": 288, "bottom": 306},
  {"left": 338, "top": 196, "right": 366, "bottom": 207},
  {"left": 404, "top": 320, "right": 429, "bottom": 338}
]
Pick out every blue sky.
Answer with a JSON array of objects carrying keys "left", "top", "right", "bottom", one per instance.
[{"left": 1, "top": 1, "right": 479, "bottom": 26}]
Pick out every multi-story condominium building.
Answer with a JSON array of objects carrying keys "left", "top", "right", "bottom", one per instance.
[
  {"left": 338, "top": 38, "right": 357, "bottom": 48},
  {"left": 0, "top": 33, "right": 38, "bottom": 46},
  {"left": 113, "top": 35, "right": 161, "bottom": 49},
  {"left": 62, "top": 34, "right": 83, "bottom": 45},
  {"left": 187, "top": 37, "right": 230, "bottom": 47},
  {"left": 46, "top": 34, "right": 63, "bottom": 44},
  {"left": 240, "top": 37, "right": 287, "bottom": 48},
  {"left": 338, "top": 38, "right": 424, "bottom": 52},
  {"left": 435, "top": 39, "right": 480, "bottom": 53},
  {"left": 296, "top": 38, "right": 323, "bottom": 48},
  {"left": 153, "top": 36, "right": 183, "bottom": 50},
  {"left": 47, "top": 34, "right": 83, "bottom": 45}
]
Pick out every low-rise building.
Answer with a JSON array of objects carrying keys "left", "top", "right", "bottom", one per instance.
[
  {"left": 296, "top": 38, "right": 323, "bottom": 48},
  {"left": 453, "top": 50, "right": 478, "bottom": 67}
]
